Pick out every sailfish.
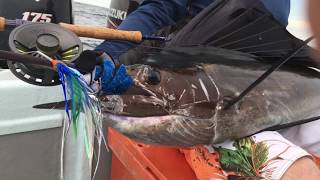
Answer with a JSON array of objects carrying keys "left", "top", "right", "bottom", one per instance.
[{"left": 36, "top": 0, "right": 320, "bottom": 147}]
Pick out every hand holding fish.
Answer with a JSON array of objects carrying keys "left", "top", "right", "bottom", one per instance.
[
  {"left": 74, "top": 50, "right": 133, "bottom": 95},
  {"left": 95, "top": 59, "right": 133, "bottom": 95}
]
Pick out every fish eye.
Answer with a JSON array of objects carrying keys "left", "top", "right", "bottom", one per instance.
[{"left": 147, "top": 69, "right": 161, "bottom": 85}]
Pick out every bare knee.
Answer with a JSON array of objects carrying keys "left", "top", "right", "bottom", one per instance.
[{"left": 281, "top": 157, "right": 320, "bottom": 180}]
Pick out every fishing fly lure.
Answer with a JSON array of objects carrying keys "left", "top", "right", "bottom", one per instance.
[{"left": 53, "top": 60, "right": 106, "bottom": 179}]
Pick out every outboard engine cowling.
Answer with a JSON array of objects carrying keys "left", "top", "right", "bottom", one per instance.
[
  {"left": 0, "top": 0, "right": 73, "bottom": 68},
  {"left": 106, "top": 0, "right": 141, "bottom": 28}
]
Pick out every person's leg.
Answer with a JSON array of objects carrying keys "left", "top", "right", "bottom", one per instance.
[
  {"left": 282, "top": 157, "right": 320, "bottom": 180},
  {"left": 309, "top": 0, "right": 320, "bottom": 50}
]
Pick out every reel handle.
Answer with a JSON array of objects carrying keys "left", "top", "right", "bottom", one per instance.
[
  {"left": 59, "top": 23, "right": 143, "bottom": 43},
  {"left": 0, "top": 17, "right": 5, "bottom": 31}
]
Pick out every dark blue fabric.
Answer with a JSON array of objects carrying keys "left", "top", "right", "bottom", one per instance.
[{"left": 96, "top": 0, "right": 290, "bottom": 59}]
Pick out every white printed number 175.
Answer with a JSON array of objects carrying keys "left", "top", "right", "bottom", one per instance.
[{"left": 22, "top": 12, "right": 53, "bottom": 23}]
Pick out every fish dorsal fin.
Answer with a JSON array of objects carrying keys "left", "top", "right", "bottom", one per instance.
[
  {"left": 163, "top": 0, "right": 318, "bottom": 68},
  {"left": 143, "top": 46, "right": 260, "bottom": 68}
]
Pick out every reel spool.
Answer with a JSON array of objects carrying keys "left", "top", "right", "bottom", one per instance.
[{"left": 7, "top": 22, "right": 83, "bottom": 86}]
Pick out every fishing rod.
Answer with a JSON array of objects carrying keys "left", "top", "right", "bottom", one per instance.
[
  {"left": 59, "top": 23, "right": 167, "bottom": 42},
  {"left": 0, "top": 16, "right": 167, "bottom": 43},
  {"left": 224, "top": 36, "right": 315, "bottom": 110},
  {"left": 0, "top": 15, "right": 168, "bottom": 86},
  {"left": 0, "top": 49, "right": 53, "bottom": 67},
  {"left": 0, "top": 49, "right": 78, "bottom": 72},
  {"left": 0, "top": 17, "right": 26, "bottom": 30}
]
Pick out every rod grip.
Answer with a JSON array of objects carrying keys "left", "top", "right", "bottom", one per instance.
[
  {"left": 0, "top": 17, "right": 5, "bottom": 31},
  {"left": 59, "top": 23, "right": 143, "bottom": 43}
]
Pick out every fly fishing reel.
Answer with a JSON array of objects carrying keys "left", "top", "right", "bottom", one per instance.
[{"left": 7, "top": 22, "right": 83, "bottom": 86}]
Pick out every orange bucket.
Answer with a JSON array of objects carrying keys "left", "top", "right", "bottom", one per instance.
[{"left": 108, "top": 128, "right": 197, "bottom": 180}]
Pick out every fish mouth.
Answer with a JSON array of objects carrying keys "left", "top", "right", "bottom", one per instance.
[
  {"left": 100, "top": 93, "right": 218, "bottom": 118},
  {"left": 100, "top": 94, "right": 170, "bottom": 117}
]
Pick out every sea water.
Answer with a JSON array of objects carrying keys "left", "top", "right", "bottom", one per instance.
[{"left": 73, "top": 2, "right": 108, "bottom": 49}]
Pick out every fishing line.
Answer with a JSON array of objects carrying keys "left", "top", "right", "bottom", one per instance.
[{"left": 224, "top": 36, "right": 314, "bottom": 110}]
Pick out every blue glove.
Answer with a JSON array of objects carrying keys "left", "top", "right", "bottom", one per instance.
[{"left": 95, "top": 59, "right": 133, "bottom": 95}]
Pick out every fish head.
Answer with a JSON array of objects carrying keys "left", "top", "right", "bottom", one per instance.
[
  {"left": 101, "top": 64, "right": 222, "bottom": 147},
  {"left": 100, "top": 47, "right": 263, "bottom": 146},
  {"left": 101, "top": 64, "right": 221, "bottom": 119}
]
